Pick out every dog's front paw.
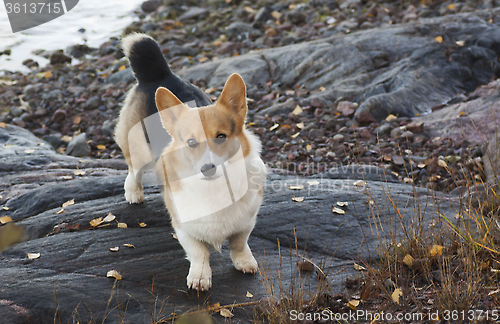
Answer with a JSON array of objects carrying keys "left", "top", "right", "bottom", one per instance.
[
  {"left": 124, "top": 173, "right": 144, "bottom": 204},
  {"left": 124, "top": 189, "right": 144, "bottom": 204},
  {"left": 231, "top": 252, "right": 258, "bottom": 274},
  {"left": 187, "top": 273, "right": 212, "bottom": 291}
]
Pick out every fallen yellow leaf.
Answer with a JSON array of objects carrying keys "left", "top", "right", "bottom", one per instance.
[
  {"left": 292, "top": 196, "right": 304, "bottom": 202},
  {"left": 437, "top": 159, "right": 447, "bottom": 168},
  {"left": 117, "top": 222, "right": 127, "bottom": 228},
  {"left": 106, "top": 269, "right": 122, "bottom": 280},
  {"left": 354, "top": 262, "right": 367, "bottom": 271},
  {"left": 307, "top": 180, "right": 320, "bottom": 186},
  {"left": 73, "top": 170, "right": 86, "bottom": 176},
  {"left": 332, "top": 206, "right": 345, "bottom": 214},
  {"left": 429, "top": 244, "right": 443, "bottom": 257},
  {"left": 0, "top": 122, "right": 6, "bottom": 128},
  {"left": 296, "top": 122, "right": 304, "bottom": 129},
  {"left": 435, "top": 36, "right": 443, "bottom": 43},
  {"left": 306, "top": 144, "right": 312, "bottom": 151},
  {"left": 118, "top": 65, "right": 126, "bottom": 71},
  {"left": 61, "top": 135, "right": 72, "bottom": 142},
  {"left": 353, "top": 180, "right": 366, "bottom": 187},
  {"left": 291, "top": 132, "right": 300, "bottom": 138},
  {"left": 318, "top": 86, "right": 326, "bottom": 91},
  {"left": 97, "top": 144, "right": 106, "bottom": 150},
  {"left": 2, "top": 206, "right": 9, "bottom": 210},
  {"left": 403, "top": 254, "right": 414, "bottom": 267},
  {"left": 337, "top": 201, "right": 348, "bottom": 207},
  {"left": 0, "top": 216, "right": 13, "bottom": 224},
  {"left": 246, "top": 291, "right": 253, "bottom": 298},
  {"left": 103, "top": 212, "right": 116, "bottom": 223},
  {"left": 0, "top": 223, "right": 24, "bottom": 253},
  {"left": 139, "top": 222, "right": 147, "bottom": 228},
  {"left": 271, "top": 11, "right": 281, "bottom": 19},
  {"left": 62, "top": 175, "right": 73, "bottom": 180},
  {"left": 44, "top": 71, "right": 52, "bottom": 78},
  {"left": 292, "top": 105, "right": 303, "bottom": 115},
  {"left": 347, "top": 300, "right": 360, "bottom": 309},
  {"left": 385, "top": 114, "right": 397, "bottom": 121},
  {"left": 90, "top": 217, "right": 103, "bottom": 227},
  {"left": 109, "top": 246, "right": 119, "bottom": 252},
  {"left": 289, "top": 184, "right": 304, "bottom": 190},
  {"left": 456, "top": 40, "right": 465, "bottom": 46},
  {"left": 219, "top": 308, "right": 234, "bottom": 318},
  {"left": 392, "top": 288, "right": 403, "bottom": 304},
  {"left": 62, "top": 199, "right": 75, "bottom": 208},
  {"left": 269, "top": 123, "right": 279, "bottom": 131},
  {"left": 27, "top": 252, "right": 40, "bottom": 259},
  {"left": 55, "top": 209, "right": 65, "bottom": 215},
  {"left": 123, "top": 243, "right": 135, "bottom": 248},
  {"left": 24, "top": 149, "right": 35, "bottom": 154}
]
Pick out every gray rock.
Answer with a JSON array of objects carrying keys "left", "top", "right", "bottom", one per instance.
[
  {"left": 390, "top": 127, "right": 403, "bottom": 138},
  {"left": 308, "top": 128, "right": 325, "bottom": 139},
  {"left": 106, "top": 67, "right": 135, "bottom": 85},
  {"left": 225, "top": 22, "right": 262, "bottom": 40},
  {"left": 66, "top": 133, "right": 91, "bottom": 157},
  {"left": 85, "top": 96, "right": 101, "bottom": 110},
  {"left": 50, "top": 50, "right": 72, "bottom": 65},
  {"left": 254, "top": 6, "right": 273, "bottom": 23},
  {"left": 177, "top": 10, "right": 500, "bottom": 122},
  {"left": 178, "top": 7, "right": 208, "bottom": 21},
  {"left": 256, "top": 98, "right": 296, "bottom": 117},
  {"left": 376, "top": 123, "right": 392, "bottom": 136},
  {"left": 141, "top": 0, "right": 160, "bottom": 13},
  {"left": 333, "top": 134, "right": 344, "bottom": 141},
  {"left": 9, "top": 107, "right": 24, "bottom": 117},
  {"left": 0, "top": 125, "right": 462, "bottom": 323}
]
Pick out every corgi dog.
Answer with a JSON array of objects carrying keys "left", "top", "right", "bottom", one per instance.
[{"left": 114, "top": 33, "right": 267, "bottom": 291}]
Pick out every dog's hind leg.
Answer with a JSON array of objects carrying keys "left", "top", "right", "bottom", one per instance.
[
  {"left": 124, "top": 168, "right": 144, "bottom": 204},
  {"left": 229, "top": 228, "right": 258, "bottom": 274}
]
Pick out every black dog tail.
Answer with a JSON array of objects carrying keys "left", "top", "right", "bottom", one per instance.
[{"left": 122, "top": 33, "right": 171, "bottom": 84}]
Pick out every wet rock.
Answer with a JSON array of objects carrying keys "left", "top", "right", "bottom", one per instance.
[
  {"left": 178, "top": 7, "right": 208, "bottom": 21},
  {"left": 49, "top": 50, "right": 72, "bottom": 65},
  {"left": 106, "top": 68, "right": 135, "bottom": 85},
  {"left": 66, "top": 133, "right": 91, "bottom": 157},
  {"left": 85, "top": 96, "right": 101, "bottom": 110},
  {"left": 141, "top": 0, "right": 160, "bottom": 13},
  {"left": 336, "top": 101, "right": 357, "bottom": 117},
  {"left": 52, "top": 109, "right": 67, "bottom": 123}
]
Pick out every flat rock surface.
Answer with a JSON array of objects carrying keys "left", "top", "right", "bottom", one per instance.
[{"left": 0, "top": 125, "right": 460, "bottom": 323}]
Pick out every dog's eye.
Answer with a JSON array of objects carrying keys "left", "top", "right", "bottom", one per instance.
[
  {"left": 214, "top": 134, "right": 227, "bottom": 144},
  {"left": 187, "top": 138, "right": 198, "bottom": 148}
]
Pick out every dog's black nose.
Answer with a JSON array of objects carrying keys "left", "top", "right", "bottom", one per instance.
[{"left": 201, "top": 163, "right": 217, "bottom": 177}]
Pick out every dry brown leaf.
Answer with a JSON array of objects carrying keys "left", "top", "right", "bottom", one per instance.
[
  {"left": 346, "top": 300, "right": 360, "bottom": 309},
  {"left": 385, "top": 114, "right": 397, "bottom": 121},
  {"left": 392, "top": 288, "right": 403, "bottom": 304},
  {"left": 292, "top": 105, "right": 303, "bottom": 115},
  {"left": 44, "top": 71, "right": 52, "bottom": 78},
  {"left": 292, "top": 196, "right": 304, "bottom": 202},
  {"left": 62, "top": 199, "right": 75, "bottom": 208},
  {"left": 332, "top": 206, "right": 345, "bottom": 214},
  {"left": 435, "top": 36, "right": 443, "bottom": 43},
  {"left": 109, "top": 246, "right": 119, "bottom": 252},
  {"left": 73, "top": 116, "right": 81, "bottom": 125},
  {"left": 27, "top": 252, "right": 40, "bottom": 259},
  {"left": 90, "top": 217, "right": 103, "bottom": 227},
  {"left": 0, "top": 122, "right": 6, "bottom": 129},
  {"left": 106, "top": 269, "right": 122, "bottom": 280},
  {"left": 354, "top": 262, "right": 367, "bottom": 271},
  {"left": 139, "top": 222, "right": 147, "bottom": 228},
  {"left": 337, "top": 201, "right": 348, "bottom": 207},
  {"left": 118, "top": 65, "right": 126, "bottom": 71},
  {"left": 246, "top": 291, "right": 253, "bottom": 298},
  {"left": 429, "top": 244, "right": 443, "bottom": 257},
  {"left": 117, "top": 222, "right": 127, "bottom": 228},
  {"left": 403, "top": 254, "right": 414, "bottom": 267},
  {"left": 353, "top": 180, "right": 366, "bottom": 187},
  {"left": 123, "top": 244, "right": 135, "bottom": 248},
  {"left": 103, "top": 212, "right": 116, "bottom": 223},
  {"left": 73, "top": 170, "right": 86, "bottom": 176},
  {"left": 219, "top": 308, "right": 234, "bottom": 318},
  {"left": 0, "top": 216, "right": 13, "bottom": 224},
  {"left": 269, "top": 123, "right": 279, "bottom": 131},
  {"left": 289, "top": 184, "right": 304, "bottom": 190}
]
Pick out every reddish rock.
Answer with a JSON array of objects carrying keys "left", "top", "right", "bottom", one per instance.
[
  {"left": 406, "top": 121, "right": 424, "bottom": 133},
  {"left": 52, "top": 109, "right": 67, "bottom": 123},
  {"left": 337, "top": 101, "right": 357, "bottom": 117},
  {"left": 355, "top": 110, "right": 377, "bottom": 125}
]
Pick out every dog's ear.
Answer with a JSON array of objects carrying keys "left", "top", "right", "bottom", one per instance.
[
  {"left": 155, "top": 87, "right": 186, "bottom": 133},
  {"left": 218, "top": 73, "right": 247, "bottom": 125}
]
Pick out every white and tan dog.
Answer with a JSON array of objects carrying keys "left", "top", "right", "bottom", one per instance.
[{"left": 114, "top": 33, "right": 266, "bottom": 291}]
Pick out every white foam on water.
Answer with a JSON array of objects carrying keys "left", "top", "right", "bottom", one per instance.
[{"left": 0, "top": 0, "right": 144, "bottom": 72}]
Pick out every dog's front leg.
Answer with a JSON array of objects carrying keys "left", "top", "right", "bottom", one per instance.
[
  {"left": 229, "top": 229, "right": 258, "bottom": 274},
  {"left": 124, "top": 168, "right": 144, "bottom": 204},
  {"left": 176, "top": 229, "right": 212, "bottom": 291}
]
